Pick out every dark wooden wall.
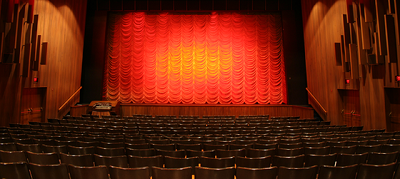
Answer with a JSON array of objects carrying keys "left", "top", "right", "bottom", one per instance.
[
  {"left": 70, "top": 104, "right": 314, "bottom": 119},
  {"left": 301, "top": 0, "right": 400, "bottom": 131},
  {"left": 0, "top": 0, "right": 87, "bottom": 126}
]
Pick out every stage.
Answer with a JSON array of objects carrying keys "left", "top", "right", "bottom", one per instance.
[{"left": 71, "top": 103, "right": 314, "bottom": 119}]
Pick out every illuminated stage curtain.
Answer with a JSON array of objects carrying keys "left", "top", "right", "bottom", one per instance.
[{"left": 103, "top": 12, "right": 287, "bottom": 104}]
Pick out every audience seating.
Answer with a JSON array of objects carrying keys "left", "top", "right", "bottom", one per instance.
[{"left": 1, "top": 114, "right": 399, "bottom": 178}]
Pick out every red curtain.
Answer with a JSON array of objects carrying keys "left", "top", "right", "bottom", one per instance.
[{"left": 103, "top": 12, "right": 287, "bottom": 104}]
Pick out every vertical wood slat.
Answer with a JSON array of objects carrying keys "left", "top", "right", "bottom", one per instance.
[
  {"left": 359, "top": 3, "right": 371, "bottom": 50},
  {"left": 364, "top": 0, "right": 374, "bottom": 22},
  {"left": 15, "top": 9, "right": 25, "bottom": 64},
  {"left": 349, "top": 44, "right": 359, "bottom": 79},
  {"left": 30, "top": 15, "right": 38, "bottom": 70},
  {"left": 385, "top": 15, "right": 398, "bottom": 63},
  {"left": 22, "top": 43, "right": 31, "bottom": 77},
  {"left": 40, "top": 42, "right": 47, "bottom": 65},
  {"left": 341, "top": 35, "right": 348, "bottom": 72},
  {"left": 7, "top": 0, "right": 14, "bottom": 22},
  {"left": 335, "top": 43, "right": 342, "bottom": 66},
  {"left": 0, "top": 32, "right": 4, "bottom": 63},
  {"left": 396, "top": 0, "right": 400, "bottom": 44},
  {"left": 347, "top": 0, "right": 355, "bottom": 23},
  {"left": 375, "top": 0, "right": 388, "bottom": 56},
  {"left": 355, "top": 4, "right": 368, "bottom": 65},
  {"left": 373, "top": 32, "right": 386, "bottom": 64},
  {"left": 389, "top": 0, "right": 396, "bottom": 13},
  {"left": 33, "top": 35, "right": 40, "bottom": 71}
]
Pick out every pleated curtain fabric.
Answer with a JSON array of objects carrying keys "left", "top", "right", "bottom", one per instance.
[{"left": 103, "top": 12, "right": 287, "bottom": 104}]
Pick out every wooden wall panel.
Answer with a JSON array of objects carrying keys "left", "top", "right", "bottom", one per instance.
[
  {"left": 0, "top": 0, "right": 87, "bottom": 126},
  {"left": 33, "top": 0, "right": 87, "bottom": 120},
  {"left": 302, "top": 0, "right": 389, "bottom": 130},
  {"left": 117, "top": 104, "right": 314, "bottom": 119}
]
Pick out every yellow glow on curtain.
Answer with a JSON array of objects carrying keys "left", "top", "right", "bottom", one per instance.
[{"left": 103, "top": 12, "right": 287, "bottom": 104}]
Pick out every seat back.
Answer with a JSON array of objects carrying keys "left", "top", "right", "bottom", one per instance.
[
  {"left": 109, "top": 166, "right": 150, "bottom": 179},
  {"left": 0, "top": 162, "right": 31, "bottom": 179},
  {"left": 29, "top": 163, "right": 69, "bottom": 179},
  {"left": 199, "top": 156, "right": 235, "bottom": 168},
  {"left": 236, "top": 167, "right": 277, "bottom": 179},
  {"left": 318, "top": 164, "right": 358, "bottom": 179},
  {"left": 128, "top": 155, "right": 163, "bottom": 176},
  {"left": 304, "top": 153, "right": 336, "bottom": 167},
  {"left": 277, "top": 165, "right": 318, "bottom": 179},
  {"left": 235, "top": 156, "right": 271, "bottom": 168},
  {"left": 60, "top": 153, "right": 94, "bottom": 166},
  {"left": 356, "top": 162, "right": 396, "bottom": 179},
  {"left": 164, "top": 156, "right": 199, "bottom": 174},
  {"left": 272, "top": 154, "right": 304, "bottom": 167},
  {"left": 0, "top": 150, "right": 27, "bottom": 162},
  {"left": 336, "top": 153, "right": 367, "bottom": 166},
  {"left": 68, "top": 165, "right": 109, "bottom": 179},
  {"left": 94, "top": 154, "right": 128, "bottom": 167},
  {"left": 195, "top": 166, "right": 235, "bottom": 179},
  {"left": 152, "top": 166, "right": 192, "bottom": 179}
]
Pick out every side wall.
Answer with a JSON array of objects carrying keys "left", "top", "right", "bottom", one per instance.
[
  {"left": 301, "top": 0, "right": 400, "bottom": 130},
  {"left": 0, "top": 0, "right": 87, "bottom": 126}
]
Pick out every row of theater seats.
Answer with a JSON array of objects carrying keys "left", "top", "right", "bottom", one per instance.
[
  {"left": 0, "top": 154, "right": 399, "bottom": 179},
  {"left": 0, "top": 115, "right": 396, "bottom": 179}
]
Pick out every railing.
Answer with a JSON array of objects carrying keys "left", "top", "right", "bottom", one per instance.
[
  {"left": 58, "top": 87, "right": 82, "bottom": 118},
  {"left": 306, "top": 88, "right": 328, "bottom": 120}
]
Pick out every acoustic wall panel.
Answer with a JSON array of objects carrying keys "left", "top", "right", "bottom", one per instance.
[
  {"left": 40, "top": 42, "right": 47, "bottom": 65},
  {"left": 384, "top": 14, "right": 398, "bottom": 63},
  {"left": 22, "top": 43, "right": 31, "bottom": 77}
]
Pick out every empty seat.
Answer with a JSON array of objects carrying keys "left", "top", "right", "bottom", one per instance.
[
  {"left": 236, "top": 156, "right": 271, "bottom": 168},
  {"left": 277, "top": 147, "right": 303, "bottom": 156},
  {"left": 16, "top": 143, "right": 42, "bottom": 153},
  {"left": 164, "top": 156, "right": 199, "bottom": 174},
  {"left": 216, "top": 149, "right": 246, "bottom": 158},
  {"left": 330, "top": 145, "right": 356, "bottom": 154},
  {"left": 29, "top": 163, "right": 69, "bottom": 179},
  {"left": 94, "top": 154, "right": 128, "bottom": 167},
  {"left": 68, "top": 165, "right": 109, "bottom": 179},
  {"left": 0, "top": 150, "right": 27, "bottom": 162},
  {"left": 26, "top": 151, "right": 60, "bottom": 164},
  {"left": 60, "top": 153, "right": 94, "bottom": 166},
  {"left": 96, "top": 147, "right": 125, "bottom": 156},
  {"left": 336, "top": 153, "right": 368, "bottom": 166},
  {"left": 109, "top": 166, "right": 150, "bottom": 179},
  {"left": 128, "top": 155, "right": 163, "bottom": 176},
  {"left": 177, "top": 143, "right": 202, "bottom": 151},
  {"left": 304, "top": 146, "right": 330, "bottom": 155},
  {"left": 367, "top": 152, "right": 398, "bottom": 165},
  {"left": 68, "top": 146, "right": 95, "bottom": 155},
  {"left": 195, "top": 166, "right": 235, "bottom": 179},
  {"left": 356, "top": 144, "right": 381, "bottom": 154},
  {"left": 152, "top": 144, "right": 175, "bottom": 151},
  {"left": 42, "top": 144, "right": 68, "bottom": 154},
  {"left": 318, "top": 164, "right": 358, "bottom": 179},
  {"left": 0, "top": 143, "right": 18, "bottom": 151},
  {"left": 157, "top": 149, "right": 186, "bottom": 158},
  {"left": 152, "top": 166, "right": 192, "bottom": 179},
  {"left": 126, "top": 148, "right": 156, "bottom": 156},
  {"left": 277, "top": 165, "right": 318, "bottom": 179},
  {"left": 0, "top": 162, "right": 31, "bottom": 179},
  {"left": 246, "top": 148, "right": 276, "bottom": 158},
  {"left": 236, "top": 167, "right": 278, "bottom": 179},
  {"left": 186, "top": 150, "right": 215, "bottom": 158},
  {"left": 304, "top": 153, "right": 336, "bottom": 167},
  {"left": 199, "top": 156, "right": 235, "bottom": 168},
  {"left": 272, "top": 155, "right": 304, "bottom": 167},
  {"left": 356, "top": 162, "right": 396, "bottom": 179}
]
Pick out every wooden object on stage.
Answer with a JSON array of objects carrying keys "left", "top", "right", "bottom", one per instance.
[{"left": 88, "top": 101, "right": 120, "bottom": 117}]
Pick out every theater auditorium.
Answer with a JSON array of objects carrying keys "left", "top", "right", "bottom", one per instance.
[{"left": 0, "top": 0, "right": 400, "bottom": 178}]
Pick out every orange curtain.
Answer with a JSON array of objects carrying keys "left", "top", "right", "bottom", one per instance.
[{"left": 103, "top": 12, "right": 287, "bottom": 104}]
